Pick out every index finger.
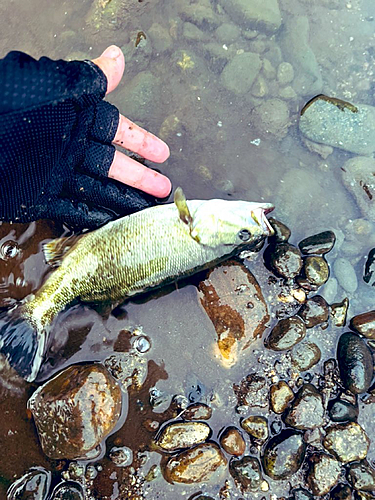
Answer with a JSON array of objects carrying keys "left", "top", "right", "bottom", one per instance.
[{"left": 113, "top": 114, "right": 170, "bottom": 163}]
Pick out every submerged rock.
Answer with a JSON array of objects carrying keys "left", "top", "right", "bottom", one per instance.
[
  {"left": 7, "top": 467, "right": 51, "bottom": 500},
  {"left": 303, "top": 256, "right": 330, "bottom": 286},
  {"left": 350, "top": 310, "right": 375, "bottom": 339},
  {"left": 220, "top": 52, "right": 262, "bottom": 94},
  {"left": 337, "top": 332, "right": 373, "bottom": 394},
  {"left": 291, "top": 342, "right": 321, "bottom": 371},
  {"left": 279, "top": 16, "right": 322, "bottom": 96},
  {"left": 50, "top": 481, "right": 85, "bottom": 500},
  {"left": 184, "top": 403, "right": 212, "bottom": 421},
  {"left": 262, "top": 429, "right": 306, "bottom": 480},
  {"left": 229, "top": 456, "right": 263, "bottom": 492},
  {"left": 328, "top": 399, "right": 359, "bottom": 423},
  {"left": 298, "top": 231, "right": 336, "bottom": 255},
  {"left": 264, "top": 243, "right": 303, "bottom": 279},
  {"left": 307, "top": 453, "right": 341, "bottom": 496},
  {"left": 163, "top": 443, "right": 227, "bottom": 484},
  {"left": 284, "top": 383, "right": 325, "bottom": 430},
  {"left": 218, "top": 0, "right": 282, "bottom": 33},
  {"left": 250, "top": 99, "right": 290, "bottom": 138},
  {"left": 268, "top": 217, "right": 291, "bottom": 243},
  {"left": 28, "top": 364, "right": 122, "bottom": 460},
  {"left": 333, "top": 257, "right": 358, "bottom": 294},
  {"left": 323, "top": 422, "right": 370, "bottom": 463},
  {"left": 241, "top": 415, "right": 268, "bottom": 441},
  {"left": 298, "top": 295, "right": 329, "bottom": 328},
  {"left": 341, "top": 157, "right": 375, "bottom": 221},
  {"left": 198, "top": 261, "right": 269, "bottom": 367},
  {"left": 269, "top": 380, "right": 294, "bottom": 413},
  {"left": 330, "top": 298, "right": 349, "bottom": 327},
  {"left": 300, "top": 96, "right": 375, "bottom": 156},
  {"left": 347, "top": 461, "right": 375, "bottom": 491},
  {"left": 220, "top": 427, "right": 246, "bottom": 456},
  {"left": 265, "top": 316, "right": 306, "bottom": 351},
  {"left": 155, "top": 421, "right": 211, "bottom": 452}
]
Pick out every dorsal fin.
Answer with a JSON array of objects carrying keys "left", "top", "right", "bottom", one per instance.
[
  {"left": 43, "top": 234, "right": 81, "bottom": 267},
  {"left": 174, "top": 187, "right": 193, "bottom": 226}
]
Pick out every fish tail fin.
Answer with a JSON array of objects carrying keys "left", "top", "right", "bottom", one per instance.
[{"left": 0, "top": 309, "right": 46, "bottom": 382}]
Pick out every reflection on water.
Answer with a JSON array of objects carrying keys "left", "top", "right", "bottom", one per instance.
[{"left": 1, "top": 0, "right": 375, "bottom": 498}]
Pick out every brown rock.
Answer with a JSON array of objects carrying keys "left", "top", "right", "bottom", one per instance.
[
  {"left": 241, "top": 416, "right": 268, "bottom": 441},
  {"left": 163, "top": 443, "right": 227, "bottom": 484},
  {"left": 155, "top": 421, "right": 211, "bottom": 452},
  {"left": 269, "top": 381, "right": 294, "bottom": 413},
  {"left": 28, "top": 364, "right": 122, "bottom": 460},
  {"left": 198, "top": 261, "right": 269, "bottom": 367},
  {"left": 350, "top": 310, "right": 375, "bottom": 339},
  {"left": 220, "top": 427, "right": 246, "bottom": 456}
]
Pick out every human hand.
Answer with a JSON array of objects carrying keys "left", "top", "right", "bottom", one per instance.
[{"left": 0, "top": 46, "right": 171, "bottom": 229}]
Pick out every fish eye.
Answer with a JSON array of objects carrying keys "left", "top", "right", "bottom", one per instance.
[{"left": 238, "top": 229, "right": 251, "bottom": 241}]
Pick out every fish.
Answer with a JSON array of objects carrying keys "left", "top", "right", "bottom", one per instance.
[{"left": 0, "top": 188, "right": 274, "bottom": 382}]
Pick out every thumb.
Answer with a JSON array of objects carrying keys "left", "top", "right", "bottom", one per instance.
[{"left": 92, "top": 45, "right": 125, "bottom": 94}]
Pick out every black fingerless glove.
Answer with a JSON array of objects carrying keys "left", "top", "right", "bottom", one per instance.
[{"left": 0, "top": 51, "right": 155, "bottom": 229}]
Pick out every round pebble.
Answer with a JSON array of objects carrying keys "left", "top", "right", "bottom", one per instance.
[
  {"left": 333, "top": 257, "right": 358, "bottom": 294},
  {"left": 229, "top": 456, "right": 262, "bottom": 492},
  {"left": 307, "top": 453, "right": 341, "bottom": 496},
  {"left": 265, "top": 316, "right": 306, "bottom": 351},
  {"left": 284, "top": 384, "right": 325, "bottom": 430},
  {"left": 350, "top": 310, "right": 375, "bottom": 339},
  {"left": 262, "top": 429, "right": 306, "bottom": 480},
  {"left": 277, "top": 62, "right": 294, "bottom": 85},
  {"left": 269, "top": 381, "right": 294, "bottom": 413},
  {"left": 241, "top": 415, "right": 268, "bottom": 441},
  {"left": 337, "top": 332, "right": 373, "bottom": 394},
  {"left": 298, "top": 295, "right": 329, "bottom": 328},
  {"left": 220, "top": 427, "right": 246, "bottom": 456},
  {"left": 264, "top": 243, "right": 303, "bottom": 279},
  {"left": 304, "top": 256, "right": 330, "bottom": 286},
  {"left": 323, "top": 422, "right": 370, "bottom": 463},
  {"left": 298, "top": 231, "right": 336, "bottom": 255},
  {"left": 291, "top": 342, "right": 321, "bottom": 371}
]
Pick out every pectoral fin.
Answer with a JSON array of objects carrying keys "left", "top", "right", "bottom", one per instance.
[
  {"left": 174, "top": 187, "right": 193, "bottom": 225},
  {"left": 43, "top": 234, "right": 82, "bottom": 267}
]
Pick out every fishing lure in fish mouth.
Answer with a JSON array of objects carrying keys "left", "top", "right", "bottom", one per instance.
[{"left": 0, "top": 188, "right": 274, "bottom": 382}]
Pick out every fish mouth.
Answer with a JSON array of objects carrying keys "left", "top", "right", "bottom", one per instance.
[{"left": 260, "top": 205, "right": 275, "bottom": 236}]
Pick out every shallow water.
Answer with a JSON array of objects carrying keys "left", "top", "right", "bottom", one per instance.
[{"left": 1, "top": 0, "right": 375, "bottom": 498}]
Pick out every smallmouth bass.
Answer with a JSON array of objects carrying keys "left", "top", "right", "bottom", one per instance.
[{"left": 0, "top": 188, "right": 274, "bottom": 381}]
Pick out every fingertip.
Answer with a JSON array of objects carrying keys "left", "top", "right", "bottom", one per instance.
[
  {"left": 151, "top": 140, "right": 170, "bottom": 163},
  {"left": 92, "top": 45, "right": 125, "bottom": 93}
]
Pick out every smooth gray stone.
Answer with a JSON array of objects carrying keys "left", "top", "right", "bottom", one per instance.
[{"left": 300, "top": 98, "right": 375, "bottom": 155}]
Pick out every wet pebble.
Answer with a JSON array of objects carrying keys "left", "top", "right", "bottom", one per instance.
[
  {"left": 184, "top": 403, "right": 212, "bottom": 421},
  {"left": 298, "top": 295, "right": 329, "bottom": 328},
  {"left": 220, "top": 427, "right": 246, "bottom": 456},
  {"left": 303, "top": 256, "right": 330, "bottom": 286},
  {"left": 241, "top": 415, "right": 268, "bottom": 441},
  {"left": 277, "top": 62, "right": 294, "bottom": 86},
  {"left": 291, "top": 341, "right": 321, "bottom": 371},
  {"left": 291, "top": 487, "right": 314, "bottom": 500},
  {"left": 284, "top": 383, "right": 325, "bottom": 430},
  {"left": 363, "top": 248, "right": 375, "bottom": 285},
  {"left": 155, "top": 421, "right": 211, "bottom": 452},
  {"left": 328, "top": 399, "right": 359, "bottom": 422},
  {"left": 264, "top": 242, "right": 303, "bottom": 279},
  {"left": 50, "top": 481, "right": 84, "bottom": 500},
  {"left": 229, "top": 456, "right": 262, "bottom": 492},
  {"left": 350, "top": 310, "right": 375, "bottom": 339},
  {"left": 269, "top": 380, "right": 294, "bottom": 413},
  {"left": 109, "top": 446, "right": 133, "bottom": 467},
  {"left": 251, "top": 98, "right": 290, "bottom": 138},
  {"left": 337, "top": 332, "right": 373, "bottom": 394},
  {"left": 298, "top": 231, "right": 336, "bottom": 255},
  {"left": 268, "top": 217, "right": 291, "bottom": 243},
  {"left": 330, "top": 483, "right": 353, "bottom": 500},
  {"left": 307, "top": 453, "right": 341, "bottom": 496},
  {"left": 331, "top": 298, "right": 349, "bottom": 327},
  {"left": 347, "top": 461, "right": 375, "bottom": 491},
  {"left": 262, "top": 429, "right": 306, "bottom": 480},
  {"left": 265, "top": 316, "right": 306, "bottom": 351},
  {"left": 333, "top": 257, "right": 358, "bottom": 294},
  {"left": 7, "top": 467, "right": 51, "bottom": 500},
  {"left": 163, "top": 443, "right": 227, "bottom": 484},
  {"left": 28, "top": 364, "right": 122, "bottom": 460},
  {"left": 323, "top": 422, "right": 370, "bottom": 463}
]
